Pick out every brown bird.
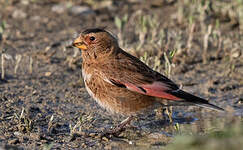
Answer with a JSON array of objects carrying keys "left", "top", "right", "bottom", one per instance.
[{"left": 72, "top": 28, "right": 224, "bottom": 132}]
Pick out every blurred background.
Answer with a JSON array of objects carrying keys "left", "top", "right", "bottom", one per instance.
[{"left": 0, "top": 0, "right": 242, "bottom": 149}]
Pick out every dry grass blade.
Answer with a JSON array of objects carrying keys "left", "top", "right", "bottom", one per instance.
[{"left": 203, "top": 25, "right": 212, "bottom": 64}]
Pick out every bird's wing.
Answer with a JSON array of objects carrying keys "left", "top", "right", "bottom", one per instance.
[
  {"left": 98, "top": 50, "right": 224, "bottom": 111},
  {"left": 99, "top": 50, "right": 181, "bottom": 100}
]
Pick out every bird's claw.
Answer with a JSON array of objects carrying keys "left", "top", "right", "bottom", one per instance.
[{"left": 101, "top": 116, "right": 134, "bottom": 138}]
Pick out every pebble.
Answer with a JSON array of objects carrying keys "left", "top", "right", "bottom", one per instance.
[
  {"left": 13, "top": 132, "right": 22, "bottom": 137},
  {"left": 21, "top": 0, "right": 29, "bottom": 5},
  {"left": 12, "top": 9, "right": 27, "bottom": 19},
  {"left": 231, "top": 49, "right": 241, "bottom": 58},
  {"left": 52, "top": 3, "right": 94, "bottom": 15},
  {"left": 51, "top": 3, "right": 67, "bottom": 14},
  {"left": 69, "top": 6, "right": 94, "bottom": 15},
  {"left": 45, "top": 72, "right": 52, "bottom": 77},
  {"left": 81, "top": 143, "right": 87, "bottom": 148},
  {"left": 102, "top": 136, "right": 109, "bottom": 142},
  {"left": 89, "top": 133, "right": 96, "bottom": 137}
]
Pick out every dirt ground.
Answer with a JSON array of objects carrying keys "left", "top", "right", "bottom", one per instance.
[{"left": 0, "top": 0, "right": 242, "bottom": 149}]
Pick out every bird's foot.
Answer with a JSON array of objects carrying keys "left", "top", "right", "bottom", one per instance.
[{"left": 101, "top": 116, "right": 134, "bottom": 138}]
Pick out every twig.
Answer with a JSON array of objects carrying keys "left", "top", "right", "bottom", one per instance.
[
  {"left": 187, "top": 23, "right": 195, "bottom": 52},
  {"left": 29, "top": 56, "right": 33, "bottom": 74},
  {"left": 164, "top": 52, "right": 171, "bottom": 78},
  {"left": 215, "top": 32, "right": 223, "bottom": 58},
  {"left": 1, "top": 49, "right": 5, "bottom": 79},
  {"left": 14, "top": 54, "right": 22, "bottom": 74},
  {"left": 48, "top": 115, "right": 54, "bottom": 132},
  {"left": 203, "top": 25, "right": 212, "bottom": 64}
]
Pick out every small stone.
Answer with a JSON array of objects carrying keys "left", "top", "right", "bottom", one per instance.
[
  {"left": 12, "top": 9, "right": 27, "bottom": 19},
  {"left": 69, "top": 6, "right": 94, "bottom": 15},
  {"left": 231, "top": 49, "right": 241, "bottom": 58},
  {"left": 102, "top": 136, "right": 109, "bottom": 142},
  {"left": 89, "top": 133, "right": 96, "bottom": 137},
  {"left": 81, "top": 143, "right": 87, "bottom": 148},
  {"left": 45, "top": 72, "right": 52, "bottom": 77},
  {"left": 21, "top": 0, "right": 29, "bottom": 5},
  {"left": 51, "top": 4, "right": 67, "bottom": 14},
  {"left": 13, "top": 132, "right": 22, "bottom": 137}
]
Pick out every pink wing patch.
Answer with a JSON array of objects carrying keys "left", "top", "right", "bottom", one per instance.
[{"left": 124, "top": 81, "right": 181, "bottom": 101}]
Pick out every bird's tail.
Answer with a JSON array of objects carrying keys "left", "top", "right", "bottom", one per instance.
[{"left": 168, "top": 90, "right": 224, "bottom": 112}]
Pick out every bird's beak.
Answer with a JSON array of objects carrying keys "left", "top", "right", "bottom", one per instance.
[{"left": 72, "top": 37, "right": 88, "bottom": 50}]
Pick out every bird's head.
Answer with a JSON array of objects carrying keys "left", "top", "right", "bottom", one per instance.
[{"left": 73, "top": 28, "right": 119, "bottom": 57}]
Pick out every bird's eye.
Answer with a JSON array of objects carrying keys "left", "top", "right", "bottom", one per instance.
[{"left": 89, "top": 36, "right": 95, "bottom": 41}]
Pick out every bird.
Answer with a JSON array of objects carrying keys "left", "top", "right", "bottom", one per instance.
[{"left": 72, "top": 28, "right": 224, "bottom": 133}]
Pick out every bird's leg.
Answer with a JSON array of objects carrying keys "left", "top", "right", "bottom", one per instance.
[
  {"left": 103, "top": 116, "right": 134, "bottom": 137},
  {"left": 111, "top": 116, "right": 134, "bottom": 133}
]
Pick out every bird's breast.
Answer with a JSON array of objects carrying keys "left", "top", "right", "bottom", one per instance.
[
  {"left": 81, "top": 68, "right": 156, "bottom": 115},
  {"left": 81, "top": 68, "right": 98, "bottom": 99},
  {"left": 82, "top": 68, "right": 92, "bottom": 82}
]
